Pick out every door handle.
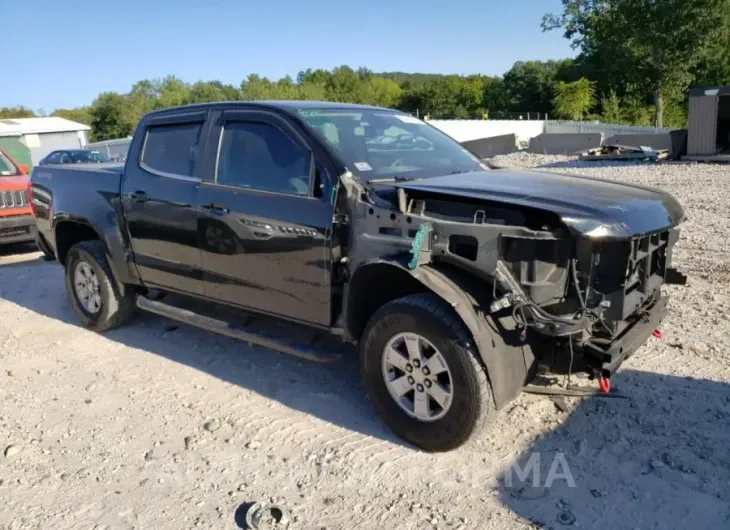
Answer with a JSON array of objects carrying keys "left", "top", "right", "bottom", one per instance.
[
  {"left": 202, "top": 202, "right": 229, "bottom": 214},
  {"left": 130, "top": 190, "right": 149, "bottom": 203}
]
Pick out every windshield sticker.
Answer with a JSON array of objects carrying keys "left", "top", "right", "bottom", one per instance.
[
  {"left": 354, "top": 162, "right": 373, "bottom": 172},
  {"left": 395, "top": 115, "right": 423, "bottom": 124},
  {"left": 354, "top": 127, "right": 365, "bottom": 136},
  {"left": 0, "top": 171, "right": 11, "bottom": 176}
]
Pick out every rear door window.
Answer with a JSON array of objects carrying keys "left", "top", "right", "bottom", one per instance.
[{"left": 141, "top": 122, "right": 204, "bottom": 177}]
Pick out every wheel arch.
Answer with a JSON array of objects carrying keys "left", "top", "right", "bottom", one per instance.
[
  {"left": 54, "top": 220, "right": 128, "bottom": 296},
  {"left": 344, "top": 259, "right": 534, "bottom": 409},
  {"left": 54, "top": 219, "right": 101, "bottom": 265}
]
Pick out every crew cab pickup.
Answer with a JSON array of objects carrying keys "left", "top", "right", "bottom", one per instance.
[
  {"left": 30, "top": 101, "right": 687, "bottom": 451},
  {"left": 0, "top": 149, "right": 35, "bottom": 246}
]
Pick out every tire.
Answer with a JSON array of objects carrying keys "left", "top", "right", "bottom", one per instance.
[
  {"left": 360, "top": 293, "right": 495, "bottom": 452},
  {"left": 64, "top": 240, "right": 136, "bottom": 331}
]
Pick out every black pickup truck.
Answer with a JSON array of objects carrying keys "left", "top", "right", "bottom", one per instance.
[{"left": 29, "top": 101, "right": 687, "bottom": 451}]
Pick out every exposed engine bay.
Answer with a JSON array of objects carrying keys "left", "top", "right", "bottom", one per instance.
[{"left": 333, "top": 167, "right": 687, "bottom": 385}]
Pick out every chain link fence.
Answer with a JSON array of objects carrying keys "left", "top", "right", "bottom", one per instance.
[
  {"left": 87, "top": 137, "right": 132, "bottom": 161},
  {"left": 544, "top": 120, "right": 669, "bottom": 136}
]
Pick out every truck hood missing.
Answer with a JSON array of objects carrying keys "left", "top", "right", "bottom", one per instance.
[{"left": 393, "top": 169, "right": 685, "bottom": 238}]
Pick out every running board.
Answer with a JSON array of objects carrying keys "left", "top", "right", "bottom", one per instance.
[{"left": 136, "top": 296, "right": 342, "bottom": 364}]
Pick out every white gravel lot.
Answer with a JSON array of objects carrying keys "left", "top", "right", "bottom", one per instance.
[{"left": 1, "top": 153, "right": 729, "bottom": 530}]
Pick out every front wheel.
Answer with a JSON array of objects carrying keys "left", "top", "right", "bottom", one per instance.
[
  {"left": 360, "top": 293, "right": 495, "bottom": 452},
  {"left": 64, "top": 240, "right": 136, "bottom": 331}
]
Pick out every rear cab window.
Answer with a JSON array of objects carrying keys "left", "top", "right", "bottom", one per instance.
[{"left": 141, "top": 121, "right": 204, "bottom": 178}]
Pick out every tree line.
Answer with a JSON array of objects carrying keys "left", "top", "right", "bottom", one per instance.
[{"left": 2, "top": 0, "right": 728, "bottom": 142}]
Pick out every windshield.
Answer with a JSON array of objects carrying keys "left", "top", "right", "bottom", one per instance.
[
  {"left": 0, "top": 152, "right": 19, "bottom": 176},
  {"left": 70, "top": 150, "right": 110, "bottom": 163},
  {"left": 295, "top": 108, "right": 485, "bottom": 182}
]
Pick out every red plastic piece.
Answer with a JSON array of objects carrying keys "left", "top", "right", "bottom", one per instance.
[
  {"left": 652, "top": 329, "right": 663, "bottom": 339},
  {"left": 598, "top": 377, "right": 611, "bottom": 393}
]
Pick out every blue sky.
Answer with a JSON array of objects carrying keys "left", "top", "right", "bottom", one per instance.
[{"left": 2, "top": 0, "right": 574, "bottom": 111}]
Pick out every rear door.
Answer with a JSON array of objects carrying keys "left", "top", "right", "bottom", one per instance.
[
  {"left": 120, "top": 110, "right": 209, "bottom": 295},
  {"left": 195, "top": 108, "right": 335, "bottom": 326}
]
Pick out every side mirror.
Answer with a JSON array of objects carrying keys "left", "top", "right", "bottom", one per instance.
[{"left": 18, "top": 164, "right": 30, "bottom": 175}]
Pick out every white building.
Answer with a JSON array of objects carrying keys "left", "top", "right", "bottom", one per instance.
[{"left": 0, "top": 117, "right": 91, "bottom": 166}]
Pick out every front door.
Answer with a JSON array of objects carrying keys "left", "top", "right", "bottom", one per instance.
[
  {"left": 121, "top": 111, "right": 208, "bottom": 295},
  {"left": 196, "top": 109, "right": 334, "bottom": 326}
]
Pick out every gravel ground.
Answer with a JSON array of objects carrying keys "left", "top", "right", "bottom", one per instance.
[{"left": 1, "top": 154, "right": 730, "bottom": 529}]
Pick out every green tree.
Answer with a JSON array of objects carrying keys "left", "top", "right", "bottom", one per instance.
[
  {"left": 272, "top": 76, "right": 300, "bottom": 100},
  {"left": 416, "top": 76, "right": 486, "bottom": 119},
  {"left": 187, "top": 81, "right": 228, "bottom": 103},
  {"left": 51, "top": 107, "right": 92, "bottom": 125},
  {"left": 600, "top": 90, "right": 623, "bottom": 124},
  {"left": 544, "top": 0, "right": 730, "bottom": 126},
  {"left": 362, "top": 77, "right": 402, "bottom": 108},
  {"left": 208, "top": 80, "right": 242, "bottom": 101},
  {"left": 296, "top": 68, "right": 332, "bottom": 86},
  {"left": 241, "top": 75, "right": 299, "bottom": 100},
  {"left": 376, "top": 72, "right": 452, "bottom": 87},
  {"left": 125, "top": 80, "right": 157, "bottom": 127},
  {"left": 89, "top": 92, "right": 134, "bottom": 141},
  {"left": 325, "top": 66, "right": 367, "bottom": 103},
  {"left": 482, "top": 76, "right": 508, "bottom": 115},
  {"left": 552, "top": 78, "right": 596, "bottom": 120},
  {"left": 621, "top": 91, "right": 656, "bottom": 126},
  {"left": 0, "top": 106, "right": 36, "bottom": 119},
  {"left": 297, "top": 80, "right": 327, "bottom": 101},
  {"left": 156, "top": 75, "right": 190, "bottom": 109},
  {"left": 502, "top": 60, "right": 574, "bottom": 115},
  {"left": 240, "top": 74, "right": 272, "bottom": 100},
  {"left": 693, "top": 18, "right": 730, "bottom": 87}
]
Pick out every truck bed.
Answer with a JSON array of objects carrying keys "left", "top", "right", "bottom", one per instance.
[{"left": 30, "top": 163, "right": 127, "bottom": 265}]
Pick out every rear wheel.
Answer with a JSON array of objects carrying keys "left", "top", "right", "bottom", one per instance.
[
  {"left": 64, "top": 240, "right": 136, "bottom": 331},
  {"left": 360, "top": 293, "right": 495, "bottom": 452}
]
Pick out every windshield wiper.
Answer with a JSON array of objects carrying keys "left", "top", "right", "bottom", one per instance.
[{"left": 366, "top": 175, "right": 417, "bottom": 185}]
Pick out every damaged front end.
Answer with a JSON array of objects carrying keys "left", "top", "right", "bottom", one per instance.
[{"left": 336, "top": 168, "right": 687, "bottom": 388}]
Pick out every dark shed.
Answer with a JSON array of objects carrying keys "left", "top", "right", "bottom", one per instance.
[{"left": 687, "top": 86, "right": 730, "bottom": 156}]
